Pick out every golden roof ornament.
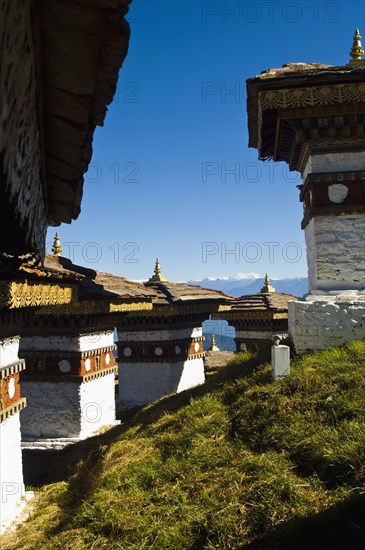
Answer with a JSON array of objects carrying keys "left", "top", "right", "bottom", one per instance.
[
  {"left": 148, "top": 258, "right": 167, "bottom": 283},
  {"left": 209, "top": 334, "right": 220, "bottom": 352},
  {"left": 349, "top": 28, "right": 364, "bottom": 63},
  {"left": 260, "top": 274, "right": 275, "bottom": 293},
  {"left": 52, "top": 232, "right": 62, "bottom": 256}
]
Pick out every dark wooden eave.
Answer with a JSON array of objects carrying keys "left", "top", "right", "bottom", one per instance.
[
  {"left": 0, "top": 0, "right": 131, "bottom": 261},
  {"left": 144, "top": 280, "right": 234, "bottom": 307},
  {"left": 41, "top": 0, "right": 132, "bottom": 226},
  {"left": 246, "top": 63, "right": 365, "bottom": 162}
]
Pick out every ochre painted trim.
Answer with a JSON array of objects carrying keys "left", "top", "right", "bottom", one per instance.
[
  {"left": 20, "top": 346, "right": 116, "bottom": 359},
  {"left": 0, "top": 360, "right": 26, "bottom": 379},
  {"left": 21, "top": 366, "right": 118, "bottom": 384},
  {"left": 0, "top": 398, "right": 27, "bottom": 422}
]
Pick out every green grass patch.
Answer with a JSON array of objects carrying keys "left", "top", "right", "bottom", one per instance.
[{"left": 3, "top": 342, "right": 365, "bottom": 549}]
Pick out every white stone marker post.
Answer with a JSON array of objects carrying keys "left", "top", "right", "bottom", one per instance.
[{"left": 271, "top": 341, "right": 290, "bottom": 381}]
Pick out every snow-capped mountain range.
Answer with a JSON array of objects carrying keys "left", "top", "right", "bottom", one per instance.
[{"left": 188, "top": 273, "right": 308, "bottom": 298}]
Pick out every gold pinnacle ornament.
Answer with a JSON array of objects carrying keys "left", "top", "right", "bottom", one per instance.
[
  {"left": 52, "top": 232, "right": 62, "bottom": 256},
  {"left": 260, "top": 274, "right": 275, "bottom": 293},
  {"left": 209, "top": 334, "right": 220, "bottom": 352},
  {"left": 350, "top": 28, "right": 364, "bottom": 61},
  {"left": 148, "top": 258, "right": 167, "bottom": 283}
]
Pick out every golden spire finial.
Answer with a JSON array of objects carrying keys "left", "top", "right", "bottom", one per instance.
[
  {"left": 260, "top": 274, "right": 275, "bottom": 293},
  {"left": 147, "top": 258, "right": 167, "bottom": 283},
  {"left": 350, "top": 28, "right": 364, "bottom": 61},
  {"left": 52, "top": 232, "right": 62, "bottom": 256},
  {"left": 209, "top": 334, "right": 220, "bottom": 352},
  {"left": 155, "top": 258, "right": 162, "bottom": 277}
]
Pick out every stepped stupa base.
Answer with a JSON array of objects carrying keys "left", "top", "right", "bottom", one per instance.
[{"left": 289, "top": 292, "right": 365, "bottom": 354}]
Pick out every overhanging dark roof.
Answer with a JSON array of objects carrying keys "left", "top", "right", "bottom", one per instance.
[
  {"left": 230, "top": 291, "right": 298, "bottom": 312},
  {"left": 41, "top": 0, "right": 132, "bottom": 226},
  {"left": 0, "top": 0, "right": 131, "bottom": 261},
  {"left": 246, "top": 62, "right": 365, "bottom": 153},
  {"left": 144, "top": 280, "right": 234, "bottom": 306}
]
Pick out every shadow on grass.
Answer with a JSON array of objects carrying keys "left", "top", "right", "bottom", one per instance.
[
  {"left": 23, "top": 352, "right": 262, "bottom": 489},
  {"left": 20, "top": 352, "right": 263, "bottom": 539},
  {"left": 245, "top": 491, "right": 365, "bottom": 550}
]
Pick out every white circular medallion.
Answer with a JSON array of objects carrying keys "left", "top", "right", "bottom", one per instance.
[
  {"left": 123, "top": 347, "right": 132, "bottom": 358},
  {"left": 194, "top": 342, "right": 200, "bottom": 353},
  {"left": 240, "top": 343, "right": 247, "bottom": 351},
  {"left": 175, "top": 345, "right": 181, "bottom": 355},
  {"left": 155, "top": 347, "right": 163, "bottom": 356},
  {"left": 85, "top": 358, "right": 91, "bottom": 372},
  {"left": 328, "top": 184, "right": 348, "bottom": 204},
  {"left": 8, "top": 378, "right": 15, "bottom": 399},
  {"left": 105, "top": 353, "right": 111, "bottom": 365},
  {"left": 58, "top": 360, "right": 71, "bottom": 374}
]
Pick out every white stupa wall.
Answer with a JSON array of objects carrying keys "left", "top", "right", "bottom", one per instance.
[
  {"left": 20, "top": 381, "right": 81, "bottom": 438},
  {"left": 0, "top": 413, "right": 24, "bottom": 534},
  {"left": 118, "top": 358, "right": 205, "bottom": 407},
  {"left": 305, "top": 214, "right": 365, "bottom": 293},
  {"left": 19, "top": 330, "right": 117, "bottom": 440},
  {"left": 118, "top": 326, "right": 205, "bottom": 406},
  {"left": 302, "top": 151, "right": 365, "bottom": 181},
  {"left": 21, "top": 373, "right": 116, "bottom": 439},
  {"left": 20, "top": 331, "right": 115, "bottom": 353},
  {"left": 303, "top": 152, "right": 365, "bottom": 293},
  {"left": 79, "top": 373, "right": 116, "bottom": 438},
  {"left": 290, "top": 151, "right": 365, "bottom": 353},
  {"left": 289, "top": 297, "right": 365, "bottom": 354},
  {"left": 0, "top": 337, "right": 24, "bottom": 533}
]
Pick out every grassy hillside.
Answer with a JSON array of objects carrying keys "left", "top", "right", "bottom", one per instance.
[{"left": 3, "top": 342, "right": 365, "bottom": 549}]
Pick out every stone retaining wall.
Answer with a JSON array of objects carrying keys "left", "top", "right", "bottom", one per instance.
[{"left": 289, "top": 295, "right": 365, "bottom": 353}]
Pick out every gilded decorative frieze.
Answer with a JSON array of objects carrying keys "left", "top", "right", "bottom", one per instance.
[
  {"left": 259, "top": 83, "right": 365, "bottom": 111},
  {"left": 0, "top": 280, "right": 76, "bottom": 309},
  {"left": 35, "top": 300, "right": 152, "bottom": 316},
  {"left": 110, "top": 302, "right": 153, "bottom": 313},
  {"left": 127, "top": 303, "right": 227, "bottom": 317},
  {"left": 217, "top": 304, "right": 231, "bottom": 312},
  {"left": 258, "top": 83, "right": 365, "bottom": 152}
]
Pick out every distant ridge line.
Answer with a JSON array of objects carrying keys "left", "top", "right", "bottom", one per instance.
[{"left": 188, "top": 275, "right": 308, "bottom": 298}]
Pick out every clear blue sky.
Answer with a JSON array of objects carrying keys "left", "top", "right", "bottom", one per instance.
[{"left": 47, "top": 0, "right": 365, "bottom": 281}]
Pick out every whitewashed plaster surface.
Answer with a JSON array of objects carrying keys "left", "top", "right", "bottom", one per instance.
[
  {"left": 79, "top": 373, "right": 116, "bottom": 438},
  {"left": 305, "top": 215, "right": 365, "bottom": 292},
  {"left": 20, "top": 374, "right": 116, "bottom": 439},
  {"left": 0, "top": 337, "right": 20, "bottom": 367},
  {"left": 0, "top": 413, "right": 24, "bottom": 533},
  {"left": 118, "top": 358, "right": 205, "bottom": 406},
  {"left": 289, "top": 298, "right": 365, "bottom": 354},
  {"left": 302, "top": 151, "right": 365, "bottom": 181},
  {"left": 20, "top": 331, "right": 115, "bottom": 353}
]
